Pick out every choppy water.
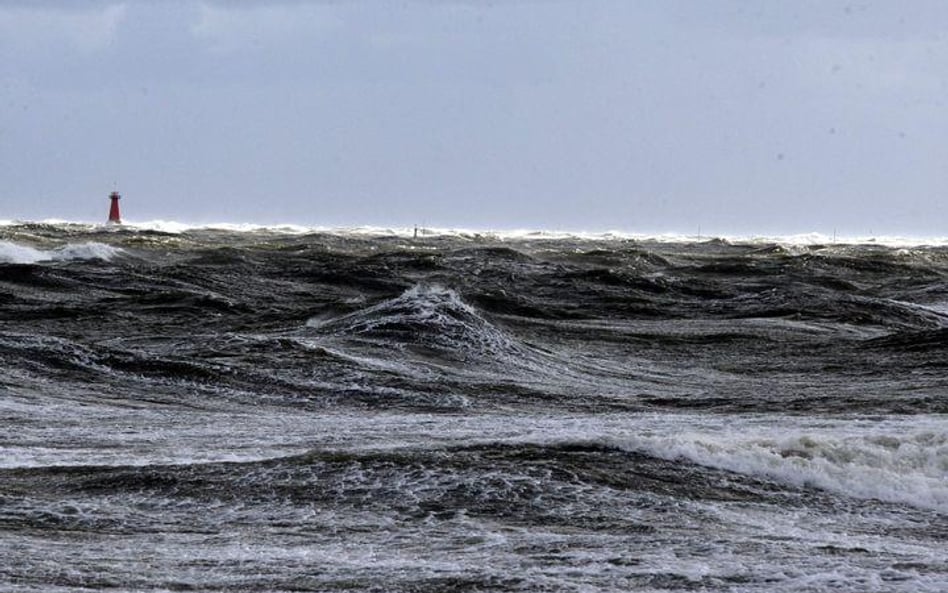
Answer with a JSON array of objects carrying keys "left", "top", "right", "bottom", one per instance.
[{"left": 1, "top": 222, "right": 946, "bottom": 592}]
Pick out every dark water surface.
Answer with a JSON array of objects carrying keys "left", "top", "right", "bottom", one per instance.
[{"left": 1, "top": 223, "right": 946, "bottom": 592}]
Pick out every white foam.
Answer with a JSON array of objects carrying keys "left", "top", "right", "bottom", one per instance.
[
  {"left": 308, "top": 284, "right": 501, "bottom": 339},
  {"left": 614, "top": 425, "right": 948, "bottom": 513},
  {"left": 0, "top": 241, "right": 46, "bottom": 264},
  {"left": 0, "top": 241, "right": 123, "bottom": 264},
  {"left": 53, "top": 242, "right": 124, "bottom": 261}
]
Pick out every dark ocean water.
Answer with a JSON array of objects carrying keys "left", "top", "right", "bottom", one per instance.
[{"left": 1, "top": 222, "right": 946, "bottom": 592}]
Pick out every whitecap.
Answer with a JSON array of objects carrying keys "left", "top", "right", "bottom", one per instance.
[
  {"left": 0, "top": 241, "right": 47, "bottom": 264},
  {"left": 0, "top": 241, "right": 124, "bottom": 264},
  {"left": 614, "top": 425, "right": 948, "bottom": 513}
]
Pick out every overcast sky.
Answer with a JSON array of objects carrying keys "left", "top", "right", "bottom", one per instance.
[{"left": 1, "top": 1, "right": 946, "bottom": 234}]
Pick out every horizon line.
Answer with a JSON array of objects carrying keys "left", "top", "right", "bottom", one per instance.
[{"left": 2, "top": 218, "right": 947, "bottom": 247}]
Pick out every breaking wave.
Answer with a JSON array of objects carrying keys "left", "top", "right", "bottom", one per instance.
[
  {"left": 0, "top": 240, "right": 124, "bottom": 264},
  {"left": 617, "top": 426, "right": 948, "bottom": 513}
]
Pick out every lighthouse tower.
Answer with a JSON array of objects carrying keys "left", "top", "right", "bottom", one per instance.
[{"left": 107, "top": 191, "right": 122, "bottom": 224}]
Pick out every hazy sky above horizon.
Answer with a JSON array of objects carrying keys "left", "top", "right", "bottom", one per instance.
[{"left": 1, "top": 1, "right": 946, "bottom": 234}]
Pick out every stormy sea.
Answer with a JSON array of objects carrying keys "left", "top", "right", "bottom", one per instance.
[{"left": 1, "top": 221, "right": 946, "bottom": 593}]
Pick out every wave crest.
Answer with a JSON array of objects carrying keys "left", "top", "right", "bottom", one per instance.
[
  {"left": 616, "top": 427, "right": 948, "bottom": 513},
  {"left": 0, "top": 241, "right": 123, "bottom": 264},
  {"left": 308, "top": 285, "right": 515, "bottom": 359}
]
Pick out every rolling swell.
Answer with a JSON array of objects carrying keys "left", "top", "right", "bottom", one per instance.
[
  {"left": 1, "top": 228, "right": 945, "bottom": 411},
  {"left": 304, "top": 284, "right": 674, "bottom": 409},
  {"left": 0, "top": 442, "right": 815, "bottom": 526},
  {"left": 1, "top": 227, "right": 945, "bottom": 411},
  {"left": 4, "top": 438, "right": 943, "bottom": 591}
]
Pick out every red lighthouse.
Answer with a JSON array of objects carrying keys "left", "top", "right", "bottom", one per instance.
[{"left": 107, "top": 191, "right": 122, "bottom": 224}]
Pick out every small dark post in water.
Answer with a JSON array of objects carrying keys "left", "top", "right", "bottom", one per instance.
[
  {"left": 413, "top": 225, "right": 418, "bottom": 239},
  {"left": 108, "top": 191, "right": 122, "bottom": 224}
]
